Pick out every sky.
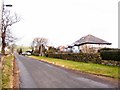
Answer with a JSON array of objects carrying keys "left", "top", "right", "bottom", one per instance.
[{"left": 3, "top": 0, "right": 119, "bottom": 48}]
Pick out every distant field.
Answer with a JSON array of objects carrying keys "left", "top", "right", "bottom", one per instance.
[{"left": 29, "top": 56, "right": 119, "bottom": 79}]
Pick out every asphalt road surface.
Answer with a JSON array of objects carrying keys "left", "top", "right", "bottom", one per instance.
[{"left": 14, "top": 54, "right": 117, "bottom": 88}]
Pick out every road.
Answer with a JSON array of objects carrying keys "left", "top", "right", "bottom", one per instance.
[{"left": 15, "top": 54, "right": 117, "bottom": 88}]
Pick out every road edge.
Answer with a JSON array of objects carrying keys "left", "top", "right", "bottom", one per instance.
[{"left": 13, "top": 56, "right": 20, "bottom": 89}]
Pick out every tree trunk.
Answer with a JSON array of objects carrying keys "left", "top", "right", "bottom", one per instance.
[
  {"left": 38, "top": 45, "right": 43, "bottom": 56},
  {"left": 39, "top": 46, "right": 41, "bottom": 56},
  {"left": 1, "top": 31, "right": 6, "bottom": 54},
  {"left": 41, "top": 45, "right": 43, "bottom": 56}
]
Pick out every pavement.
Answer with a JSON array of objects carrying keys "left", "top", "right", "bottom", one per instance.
[{"left": 14, "top": 53, "right": 118, "bottom": 88}]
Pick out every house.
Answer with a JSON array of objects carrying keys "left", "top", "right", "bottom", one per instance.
[
  {"left": 57, "top": 45, "right": 67, "bottom": 52},
  {"left": 66, "top": 45, "right": 80, "bottom": 53},
  {"left": 69, "top": 34, "right": 112, "bottom": 53}
]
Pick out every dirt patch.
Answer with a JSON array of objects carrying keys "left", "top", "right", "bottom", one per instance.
[{"left": 13, "top": 57, "right": 20, "bottom": 89}]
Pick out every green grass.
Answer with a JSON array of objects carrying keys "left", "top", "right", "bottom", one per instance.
[
  {"left": 2, "top": 55, "right": 14, "bottom": 88},
  {"left": 29, "top": 56, "right": 119, "bottom": 79}
]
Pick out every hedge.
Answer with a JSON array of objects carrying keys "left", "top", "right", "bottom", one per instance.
[
  {"left": 44, "top": 52, "right": 120, "bottom": 66},
  {"left": 45, "top": 53, "right": 102, "bottom": 64},
  {"left": 32, "top": 53, "right": 39, "bottom": 56},
  {"left": 100, "top": 49, "right": 120, "bottom": 61}
]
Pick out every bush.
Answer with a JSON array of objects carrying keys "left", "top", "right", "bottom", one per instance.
[
  {"left": 45, "top": 53, "right": 102, "bottom": 64},
  {"left": 99, "top": 48, "right": 113, "bottom": 50},
  {"left": 100, "top": 49, "right": 120, "bottom": 61},
  {"left": 32, "top": 52, "right": 39, "bottom": 56}
]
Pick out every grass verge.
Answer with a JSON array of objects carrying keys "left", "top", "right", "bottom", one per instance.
[
  {"left": 29, "top": 56, "right": 119, "bottom": 79},
  {"left": 2, "top": 55, "right": 14, "bottom": 88}
]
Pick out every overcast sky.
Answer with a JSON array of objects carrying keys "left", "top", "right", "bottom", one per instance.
[{"left": 3, "top": 0, "right": 119, "bottom": 48}]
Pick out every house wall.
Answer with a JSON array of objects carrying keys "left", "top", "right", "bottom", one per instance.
[
  {"left": 79, "top": 44, "right": 109, "bottom": 53},
  {"left": 72, "top": 46, "right": 80, "bottom": 53}
]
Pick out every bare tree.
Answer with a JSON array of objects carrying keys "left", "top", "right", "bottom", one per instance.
[
  {"left": 1, "top": 9, "right": 20, "bottom": 54},
  {"left": 7, "top": 43, "right": 16, "bottom": 54},
  {"left": 46, "top": 46, "right": 58, "bottom": 53},
  {"left": 80, "top": 44, "right": 96, "bottom": 53},
  {"left": 32, "top": 37, "right": 48, "bottom": 56}
]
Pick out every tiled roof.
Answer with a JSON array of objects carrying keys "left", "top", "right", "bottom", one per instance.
[{"left": 73, "top": 34, "right": 112, "bottom": 46}]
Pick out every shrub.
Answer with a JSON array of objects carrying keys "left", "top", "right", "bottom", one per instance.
[
  {"left": 100, "top": 49, "right": 120, "bottom": 61},
  {"left": 32, "top": 52, "right": 39, "bottom": 56},
  {"left": 45, "top": 53, "right": 102, "bottom": 64}
]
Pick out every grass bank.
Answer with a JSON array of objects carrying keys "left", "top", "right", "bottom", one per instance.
[
  {"left": 2, "top": 55, "right": 14, "bottom": 88},
  {"left": 29, "top": 56, "right": 119, "bottom": 79}
]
